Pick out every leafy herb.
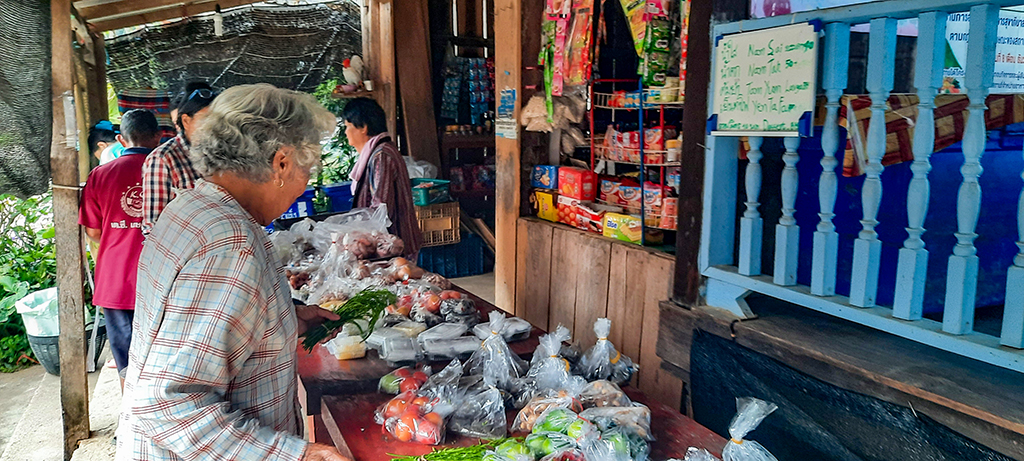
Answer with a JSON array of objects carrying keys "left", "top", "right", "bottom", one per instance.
[
  {"left": 387, "top": 438, "right": 514, "bottom": 460},
  {"left": 301, "top": 289, "right": 396, "bottom": 351}
]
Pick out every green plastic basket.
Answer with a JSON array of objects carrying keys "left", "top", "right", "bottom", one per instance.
[{"left": 411, "top": 178, "right": 452, "bottom": 206}]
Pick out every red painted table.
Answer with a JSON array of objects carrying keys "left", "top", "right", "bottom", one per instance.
[{"left": 318, "top": 387, "right": 726, "bottom": 461}]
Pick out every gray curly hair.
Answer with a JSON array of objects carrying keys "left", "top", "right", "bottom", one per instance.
[{"left": 190, "top": 83, "right": 337, "bottom": 182}]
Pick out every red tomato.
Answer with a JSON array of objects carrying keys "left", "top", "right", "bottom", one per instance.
[
  {"left": 412, "top": 371, "right": 429, "bottom": 383},
  {"left": 414, "top": 420, "right": 440, "bottom": 444},
  {"left": 394, "top": 414, "right": 416, "bottom": 442},
  {"left": 384, "top": 398, "right": 407, "bottom": 419},
  {"left": 404, "top": 404, "right": 422, "bottom": 416},
  {"left": 394, "top": 367, "right": 413, "bottom": 379},
  {"left": 400, "top": 379, "right": 421, "bottom": 393},
  {"left": 423, "top": 412, "right": 443, "bottom": 426},
  {"left": 412, "top": 396, "right": 429, "bottom": 406}
]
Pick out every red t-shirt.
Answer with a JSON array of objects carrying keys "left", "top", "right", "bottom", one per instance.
[{"left": 79, "top": 148, "right": 149, "bottom": 310}]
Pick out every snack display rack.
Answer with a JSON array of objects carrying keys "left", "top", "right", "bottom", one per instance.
[{"left": 588, "top": 78, "right": 682, "bottom": 245}]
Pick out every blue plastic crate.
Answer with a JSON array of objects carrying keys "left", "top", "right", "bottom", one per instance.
[
  {"left": 417, "top": 234, "right": 491, "bottom": 278},
  {"left": 322, "top": 182, "right": 354, "bottom": 213}
]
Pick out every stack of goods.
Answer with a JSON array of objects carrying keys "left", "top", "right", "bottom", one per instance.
[
  {"left": 440, "top": 54, "right": 496, "bottom": 132},
  {"left": 616, "top": 0, "right": 689, "bottom": 101},
  {"left": 449, "top": 164, "right": 496, "bottom": 194},
  {"left": 531, "top": 165, "right": 629, "bottom": 235},
  {"left": 599, "top": 125, "right": 678, "bottom": 164}
]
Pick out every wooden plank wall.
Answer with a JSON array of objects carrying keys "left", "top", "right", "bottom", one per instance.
[{"left": 515, "top": 217, "right": 683, "bottom": 410}]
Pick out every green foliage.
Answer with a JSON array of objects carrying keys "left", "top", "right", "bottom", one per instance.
[
  {"left": 0, "top": 191, "right": 55, "bottom": 372},
  {"left": 312, "top": 79, "right": 358, "bottom": 191}
]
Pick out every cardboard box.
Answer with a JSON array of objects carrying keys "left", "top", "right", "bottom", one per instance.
[
  {"left": 660, "top": 197, "right": 678, "bottom": 230},
  {"left": 532, "top": 165, "right": 559, "bottom": 190},
  {"left": 600, "top": 179, "right": 621, "bottom": 203},
  {"left": 603, "top": 213, "right": 643, "bottom": 244},
  {"left": 558, "top": 167, "right": 597, "bottom": 201},
  {"left": 618, "top": 186, "right": 642, "bottom": 209},
  {"left": 577, "top": 203, "right": 621, "bottom": 234},
  {"left": 534, "top": 190, "right": 558, "bottom": 222},
  {"left": 556, "top": 195, "right": 580, "bottom": 227}
]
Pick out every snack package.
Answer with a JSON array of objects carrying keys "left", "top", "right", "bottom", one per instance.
[
  {"left": 323, "top": 335, "right": 367, "bottom": 360},
  {"left": 512, "top": 386, "right": 585, "bottom": 432},
  {"left": 579, "top": 403, "right": 653, "bottom": 441},
  {"left": 722, "top": 398, "right": 779, "bottom": 461},
  {"left": 528, "top": 325, "right": 582, "bottom": 392},
  {"left": 421, "top": 337, "right": 482, "bottom": 361},
  {"left": 564, "top": 0, "right": 594, "bottom": 87},
  {"left": 377, "top": 391, "right": 447, "bottom": 444},
  {"left": 619, "top": 185, "right": 642, "bottom": 208},
  {"left": 558, "top": 167, "right": 597, "bottom": 201},
  {"left": 474, "top": 316, "right": 533, "bottom": 342},
  {"left": 466, "top": 311, "right": 529, "bottom": 389},
  {"left": 448, "top": 385, "right": 507, "bottom": 439},
  {"left": 375, "top": 232, "right": 405, "bottom": 258},
  {"left": 579, "top": 318, "right": 637, "bottom": 384},
  {"left": 618, "top": 0, "right": 648, "bottom": 57},
  {"left": 379, "top": 366, "right": 432, "bottom": 394},
  {"left": 533, "top": 165, "right": 560, "bottom": 190},
  {"left": 422, "top": 272, "right": 452, "bottom": 290},
  {"left": 600, "top": 178, "right": 621, "bottom": 203},
  {"left": 578, "top": 379, "right": 631, "bottom": 408}
]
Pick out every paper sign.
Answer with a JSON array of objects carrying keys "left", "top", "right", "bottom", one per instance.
[
  {"left": 712, "top": 23, "right": 819, "bottom": 134},
  {"left": 497, "top": 87, "right": 518, "bottom": 140}
]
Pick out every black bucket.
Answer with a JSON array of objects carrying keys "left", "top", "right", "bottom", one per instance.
[{"left": 27, "top": 323, "right": 106, "bottom": 376}]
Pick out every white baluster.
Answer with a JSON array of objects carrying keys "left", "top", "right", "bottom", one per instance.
[
  {"left": 945, "top": 4, "right": 999, "bottom": 335},
  {"left": 812, "top": 22, "right": 850, "bottom": 297},
  {"left": 850, "top": 17, "right": 896, "bottom": 307},
  {"left": 893, "top": 12, "right": 946, "bottom": 320},
  {"left": 739, "top": 136, "right": 764, "bottom": 276},
  {"left": 774, "top": 136, "right": 800, "bottom": 286},
  {"left": 1002, "top": 167, "right": 1024, "bottom": 348}
]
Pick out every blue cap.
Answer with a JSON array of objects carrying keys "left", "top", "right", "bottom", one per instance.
[{"left": 94, "top": 120, "right": 117, "bottom": 132}]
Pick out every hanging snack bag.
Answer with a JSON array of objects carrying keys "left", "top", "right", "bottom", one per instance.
[
  {"left": 579, "top": 318, "right": 637, "bottom": 384},
  {"left": 722, "top": 398, "right": 779, "bottom": 461},
  {"left": 466, "top": 311, "right": 529, "bottom": 389}
]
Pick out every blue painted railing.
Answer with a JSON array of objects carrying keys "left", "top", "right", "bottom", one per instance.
[{"left": 700, "top": 0, "right": 1024, "bottom": 373}]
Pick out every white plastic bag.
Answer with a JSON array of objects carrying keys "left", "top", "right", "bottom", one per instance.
[
  {"left": 579, "top": 318, "right": 637, "bottom": 385},
  {"left": 465, "top": 310, "right": 528, "bottom": 389},
  {"left": 405, "top": 157, "right": 439, "bottom": 179},
  {"left": 527, "top": 325, "right": 584, "bottom": 392},
  {"left": 722, "top": 398, "right": 779, "bottom": 461},
  {"left": 683, "top": 447, "right": 721, "bottom": 461}
]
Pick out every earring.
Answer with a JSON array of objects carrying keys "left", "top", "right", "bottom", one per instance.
[{"left": 276, "top": 178, "right": 285, "bottom": 188}]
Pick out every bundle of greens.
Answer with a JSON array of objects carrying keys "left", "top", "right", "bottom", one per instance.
[
  {"left": 301, "top": 289, "right": 396, "bottom": 351},
  {"left": 388, "top": 438, "right": 515, "bottom": 460}
]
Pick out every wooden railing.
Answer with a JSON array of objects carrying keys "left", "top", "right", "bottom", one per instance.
[{"left": 700, "top": 1, "right": 1024, "bottom": 373}]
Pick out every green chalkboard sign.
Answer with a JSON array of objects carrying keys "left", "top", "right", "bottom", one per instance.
[{"left": 712, "top": 23, "right": 819, "bottom": 136}]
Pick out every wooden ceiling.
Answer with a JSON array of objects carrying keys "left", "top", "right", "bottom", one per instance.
[{"left": 74, "top": 0, "right": 264, "bottom": 32}]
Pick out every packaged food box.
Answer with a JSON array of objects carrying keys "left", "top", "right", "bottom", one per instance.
[
  {"left": 393, "top": 321, "right": 427, "bottom": 338},
  {"left": 619, "top": 186, "right": 642, "bottom": 209},
  {"left": 380, "top": 336, "right": 422, "bottom": 364},
  {"left": 577, "top": 203, "right": 621, "bottom": 234},
  {"left": 534, "top": 190, "right": 559, "bottom": 222},
  {"left": 603, "top": 213, "right": 643, "bottom": 244},
  {"left": 417, "top": 322, "right": 469, "bottom": 343},
  {"left": 532, "top": 165, "right": 559, "bottom": 190},
  {"left": 324, "top": 335, "right": 367, "bottom": 360},
  {"left": 600, "top": 179, "right": 621, "bottom": 203},
  {"left": 558, "top": 167, "right": 597, "bottom": 201},
  {"left": 660, "top": 197, "right": 678, "bottom": 230},
  {"left": 643, "top": 183, "right": 664, "bottom": 209},
  {"left": 557, "top": 195, "right": 580, "bottom": 227}
]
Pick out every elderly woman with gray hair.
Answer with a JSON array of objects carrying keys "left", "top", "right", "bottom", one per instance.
[{"left": 116, "top": 84, "right": 351, "bottom": 461}]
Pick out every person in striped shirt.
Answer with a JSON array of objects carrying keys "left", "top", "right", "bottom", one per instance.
[
  {"left": 140, "top": 82, "right": 215, "bottom": 238},
  {"left": 117, "top": 84, "right": 350, "bottom": 461}
]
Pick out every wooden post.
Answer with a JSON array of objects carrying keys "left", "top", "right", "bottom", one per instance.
[
  {"left": 89, "top": 33, "right": 108, "bottom": 124},
  {"left": 378, "top": 0, "right": 396, "bottom": 138},
  {"left": 393, "top": 0, "right": 441, "bottom": 166},
  {"left": 52, "top": 0, "right": 90, "bottom": 459},
  {"left": 493, "top": 0, "right": 521, "bottom": 312}
]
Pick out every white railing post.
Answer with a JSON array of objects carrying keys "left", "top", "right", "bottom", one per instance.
[
  {"left": 739, "top": 136, "right": 764, "bottom": 276},
  {"left": 893, "top": 12, "right": 946, "bottom": 320},
  {"left": 850, "top": 17, "right": 896, "bottom": 307},
  {"left": 774, "top": 136, "right": 801, "bottom": 286},
  {"left": 945, "top": 4, "right": 999, "bottom": 335},
  {"left": 1002, "top": 166, "right": 1024, "bottom": 348},
  {"left": 811, "top": 22, "right": 850, "bottom": 297}
]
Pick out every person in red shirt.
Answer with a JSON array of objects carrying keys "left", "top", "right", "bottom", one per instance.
[{"left": 79, "top": 109, "right": 162, "bottom": 383}]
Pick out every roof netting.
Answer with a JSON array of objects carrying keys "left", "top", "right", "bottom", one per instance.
[
  {"left": 0, "top": 0, "right": 52, "bottom": 198},
  {"left": 104, "top": 1, "right": 362, "bottom": 94}
]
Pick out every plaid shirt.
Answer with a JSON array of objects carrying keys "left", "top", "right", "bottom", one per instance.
[
  {"left": 117, "top": 180, "right": 306, "bottom": 461},
  {"left": 142, "top": 135, "right": 202, "bottom": 237}
]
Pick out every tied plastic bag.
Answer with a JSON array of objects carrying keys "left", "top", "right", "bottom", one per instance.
[
  {"left": 722, "top": 398, "right": 779, "bottom": 461},
  {"left": 378, "top": 365, "right": 431, "bottom": 394},
  {"left": 603, "top": 426, "right": 651, "bottom": 461},
  {"left": 448, "top": 385, "right": 507, "bottom": 438},
  {"left": 683, "top": 447, "right": 722, "bottom": 461},
  {"left": 484, "top": 439, "right": 534, "bottom": 461},
  {"left": 579, "top": 403, "right": 654, "bottom": 441},
  {"left": 465, "top": 311, "right": 528, "bottom": 389},
  {"left": 527, "top": 325, "right": 584, "bottom": 392},
  {"left": 579, "top": 318, "right": 637, "bottom": 385},
  {"left": 511, "top": 380, "right": 586, "bottom": 432},
  {"left": 578, "top": 379, "right": 632, "bottom": 409},
  {"left": 376, "top": 390, "right": 448, "bottom": 444},
  {"left": 419, "top": 358, "right": 464, "bottom": 409}
]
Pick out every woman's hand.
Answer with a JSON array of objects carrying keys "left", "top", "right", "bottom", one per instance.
[
  {"left": 302, "top": 443, "right": 352, "bottom": 461},
  {"left": 295, "top": 304, "right": 340, "bottom": 338}
]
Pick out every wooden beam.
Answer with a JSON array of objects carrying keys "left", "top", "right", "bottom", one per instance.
[
  {"left": 393, "top": 0, "right": 441, "bottom": 166},
  {"left": 52, "top": 1, "right": 90, "bottom": 459},
  {"left": 378, "top": 0, "right": 396, "bottom": 137},
  {"left": 89, "top": 0, "right": 259, "bottom": 32},
  {"left": 89, "top": 33, "right": 108, "bottom": 125},
  {"left": 493, "top": 0, "right": 521, "bottom": 311},
  {"left": 79, "top": 0, "right": 192, "bottom": 22}
]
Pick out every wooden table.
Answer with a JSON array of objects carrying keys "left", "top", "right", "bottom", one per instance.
[
  {"left": 298, "top": 285, "right": 726, "bottom": 459},
  {"left": 318, "top": 387, "right": 726, "bottom": 461},
  {"left": 297, "top": 287, "right": 541, "bottom": 416}
]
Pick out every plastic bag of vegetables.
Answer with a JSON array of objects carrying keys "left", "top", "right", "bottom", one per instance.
[
  {"left": 448, "top": 385, "right": 507, "bottom": 439},
  {"left": 465, "top": 311, "right": 528, "bottom": 389},
  {"left": 511, "top": 381, "right": 585, "bottom": 432},
  {"left": 525, "top": 432, "right": 578, "bottom": 459},
  {"left": 722, "top": 398, "right": 779, "bottom": 461},
  {"left": 579, "top": 403, "right": 654, "bottom": 441},
  {"left": 527, "top": 325, "right": 586, "bottom": 393},
  {"left": 377, "top": 391, "right": 448, "bottom": 445},
  {"left": 578, "top": 379, "right": 632, "bottom": 409},
  {"left": 378, "top": 365, "right": 432, "bottom": 394},
  {"left": 418, "top": 358, "right": 464, "bottom": 410},
  {"left": 579, "top": 318, "right": 637, "bottom": 385}
]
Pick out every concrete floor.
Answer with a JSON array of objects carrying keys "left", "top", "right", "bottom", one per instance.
[
  {"left": 0, "top": 349, "right": 110, "bottom": 461},
  {"left": 451, "top": 272, "right": 496, "bottom": 305}
]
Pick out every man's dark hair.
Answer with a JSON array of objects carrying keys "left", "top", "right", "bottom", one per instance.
[
  {"left": 340, "top": 97, "right": 388, "bottom": 137},
  {"left": 174, "top": 81, "right": 216, "bottom": 132},
  {"left": 87, "top": 125, "right": 116, "bottom": 155},
  {"left": 120, "top": 109, "right": 160, "bottom": 144}
]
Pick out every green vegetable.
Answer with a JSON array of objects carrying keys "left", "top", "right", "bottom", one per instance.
[
  {"left": 565, "top": 419, "right": 593, "bottom": 440},
  {"left": 301, "top": 289, "right": 395, "bottom": 351},
  {"left": 495, "top": 439, "right": 530, "bottom": 457},
  {"left": 379, "top": 373, "right": 402, "bottom": 394},
  {"left": 525, "top": 433, "right": 574, "bottom": 457},
  {"left": 533, "top": 408, "right": 575, "bottom": 434},
  {"left": 604, "top": 432, "right": 629, "bottom": 454},
  {"left": 389, "top": 438, "right": 514, "bottom": 460}
]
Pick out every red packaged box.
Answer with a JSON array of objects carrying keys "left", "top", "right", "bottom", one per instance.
[
  {"left": 556, "top": 195, "right": 580, "bottom": 227},
  {"left": 558, "top": 167, "right": 597, "bottom": 201}
]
